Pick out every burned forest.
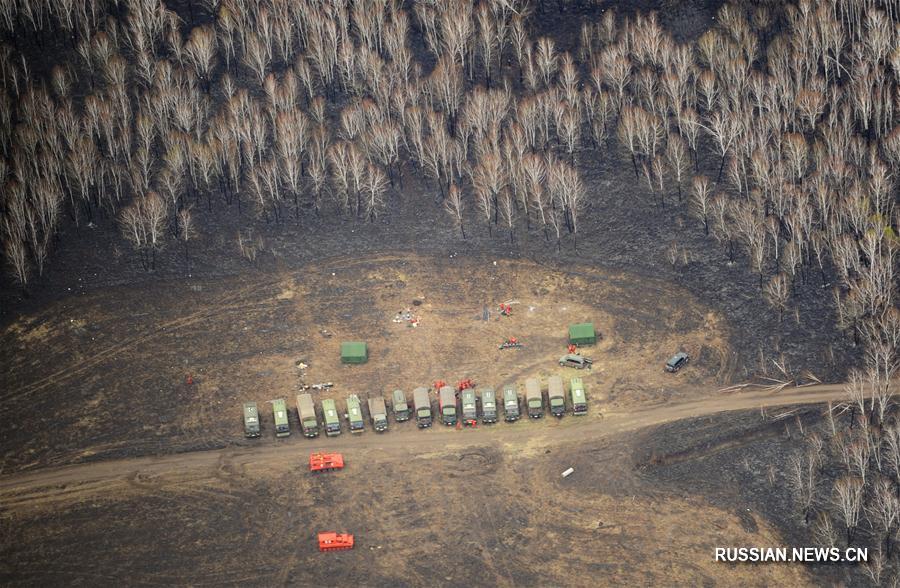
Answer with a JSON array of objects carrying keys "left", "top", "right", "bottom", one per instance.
[{"left": 1, "top": 0, "right": 900, "bottom": 586}]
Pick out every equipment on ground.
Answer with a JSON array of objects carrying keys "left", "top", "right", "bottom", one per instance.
[
  {"left": 297, "top": 393, "right": 320, "bottom": 438},
  {"left": 440, "top": 386, "right": 458, "bottom": 426},
  {"left": 525, "top": 379, "right": 543, "bottom": 419},
  {"left": 272, "top": 398, "right": 290, "bottom": 437},
  {"left": 480, "top": 387, "right": 498, "bottom": 424},
  {"left": 456, "top": 378, "right": 475, "bottom": 391},
  {"left": 570, "top": 377, "right": 587, "bottom": 415},
  {"left": 413, "top": 387, "right": 432, "bottom": 428},
  {"left": 368, "top": 396, "right": 389, "bottom": 432},
  {"left": 309, "top": 452, "right": 344, "bottom": 473},
  {"left": 346, "top": 394, "right": 365, "bottom": 433},
  {"left": 322, "top": 398, "right": 341, "bottom": 436},
  {"left": 392, "top": 389, "right": 410, "bottom": 422},
  {"left": 559, "top": 354, "right": 593, "bottom": 370},
  {"left": 461, "top": 388, "right": 477, "bottom": 425},
  {"left": 340, "top": 341, "right": 368, "bottom": 364},
  {"left": 499, "top": 337, "right": 524, "bottom": 350},
  {"left": 548, "top": 375, "right": 565, "bottom": 418},
  {"left": 242, "top": 402, "right": 261, "bottom": 438},
  {"left": 568, "top": 322, "right": 597, "bottom": 345},
  {"left": 499, "top": 303, "right": 512, "bottom": 316},
  {"left": 567, "top": 343, "right": 577, "bottom": 354},
  {"left": 318, "top": 532, "right": 354, "bottom": 552},
  {"left": 502, "top": 384, "right": 520, "bottom": 421}
]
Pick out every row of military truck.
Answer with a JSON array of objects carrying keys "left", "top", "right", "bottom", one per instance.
[{"left": 242, "top": 376, "right": 587, "bottom": 438}]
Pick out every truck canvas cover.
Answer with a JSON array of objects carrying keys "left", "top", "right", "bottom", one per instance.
[
  {"left": 548, "top": 376, "right": 565, "bottom": 416},
  {"left": 297, "top": 393, "right": 319, "bottom": 437},
  {"left": 368, "top": 396, "right": 388, "bottom": 432},
  {"left": 439, "top": 386, "right": 457, "bottom": 425},
  {"left": 413, "top": 387, "right": 432, "bottom": 427}
]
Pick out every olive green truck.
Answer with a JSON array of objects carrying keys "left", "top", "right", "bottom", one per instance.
[
  {"left": 570, "top": 377, "right": 587, "bottom": 415},
  {"left": 322, "top": 398, "right": 341, "bottom": 436},
  {"left": 368, "top": 396, "right": 389, "bottom": 432},
  {"left": 296, "top": 393, "right": 319, "bottom": 437},
  {"left": 413, "top": 387, "right": 432, "bottom": 428},
  {"left": 347, "top": 394, "right": 365, "bottom": 433},
  {"left": 548, "top": 375, "right": 565, "bottom": 418},
  {"left": 243, "top": 402, "right": 260, "bottom": 438},
  {"left": 525, "top": 378, "right": 543, "bottom": 418},
  {"left": 272, "top": 398, "right": 290, "bottom": 437}
]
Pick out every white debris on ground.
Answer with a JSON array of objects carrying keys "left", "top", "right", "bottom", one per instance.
[
  {"left": 562, "top": 467, "right": 575, "bottom": 478},
  {"left": 392, "top": 308, "right": 420, "bottom": 327}
]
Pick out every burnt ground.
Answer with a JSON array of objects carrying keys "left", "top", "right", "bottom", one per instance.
[
  {"left": 0, "top": 0, "right": 864, "bottom": 585},
  {"left": 0, "top": 403, "right": 861, "bottom": 587}
]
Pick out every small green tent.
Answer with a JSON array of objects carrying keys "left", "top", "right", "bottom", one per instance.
[
  {"left": 568, "top": 323, "right": 596, "bottom": 345},
  {"left": 341, "top": 341, "right": 368, "bottom": 364}
]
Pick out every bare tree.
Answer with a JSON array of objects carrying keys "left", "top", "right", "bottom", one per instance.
[
  {"left": 444, "top": 183, "right": 466, "bottom": 238},
  {"left": 833, "top": 475, "right": 864, "bottom": 544},
  {"left": 764, "top": 273, "right": 790, "bottom": 323}
]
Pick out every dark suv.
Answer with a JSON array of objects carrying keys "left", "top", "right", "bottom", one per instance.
[{"left": 665, "top": 352, "right": 689, "bottom": 373}]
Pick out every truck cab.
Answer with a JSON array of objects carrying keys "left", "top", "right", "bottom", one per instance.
[
  {"left": 322, "top": 399, "right": 341, "bottom": 436},
  {"left": 391, "top": 389, "right": 410, "bottom": 421},
  {"left": 347, "top": 394, "right": 365, "bottom": 433},
  {"left": 296, "top": 393, "right": 320, "bottom": 437},
  {"left": 413, "top": 387, "right": 432, "bottom": 428},
  {"left": 480, "top": 387, "right": 497, "bottom": 424},
  {"left": 439, "top": 386, "right": 457, "bottom": 426},
  {"left": 243, "top": 402, "right": 261, "bottom": 438},
  {"left": 548, "top": 375, "right": 565, "bottom": 418},
  {"left": 368, "top": 396, "right": 389, "bottom": 432},
  {"left": 525, "top": 379, "right": 543, "bottom": 419},
  {"left": 502, "top": 384, "right": 520, "bottom": 421},
  {"left": 570, "top": 377, "right": 587, "bottom": 415},
  {"left": 273, "top": 398, "right": 290, "bottom": 437}
]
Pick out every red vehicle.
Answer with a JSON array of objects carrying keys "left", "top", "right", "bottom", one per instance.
[
  {"left": 318, "top": 532, "right": 354, "bottom": 552},
  {"left": 309, "top": 452, "right": 345, "bottom": 473}
]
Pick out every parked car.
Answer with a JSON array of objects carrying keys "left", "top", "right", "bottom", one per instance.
[
  {"left": 665, "top": 352, "right": 690, "bottom": 373},
  {"left": 558, "top": 354, "right": 593, "bottom": 369}
]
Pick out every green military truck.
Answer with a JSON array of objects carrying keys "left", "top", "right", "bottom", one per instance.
[
  {"left": 368, "top": 396, "right": 389, "bottom": 432},
  {"left": 347, "top": 394, "right": 365, "bottom": 433},
  {"left": 296, "top": 393, "right": 319, "bottom": 437},
  {"left": 525, "top": 379, "right": 543, "bottom": 419},
  {"left": 480, "top": 387, "right": 497, "bottom": 424},
  {"left": 322, "top": 398, "right": 341, "bottom": 436},
  {"left": 392, "top": 389, "right": 410, "bottom": 421},
  {"left": 502, "top": 384, "right": 520, "bottom": 422},
  {"left": 272, "top": 398, "right": 290, "bottom": 437},
  {"left": 570, "top": 377, "right": 587, "bottom": 415},
  {"left": 548, "top": 375, "right": 565, "bottom": 418},
  {"left": 243, "top": 402, "right": 261, "bottom": 438},
  {"left": 439, "top": 385, "right": 458, "bottom": 426},
  {"left": 413, "top": 387, "right": 432, "bottom": 428},
  {"left": 461, "top": 388, "right": 477, "bottom": 424}
]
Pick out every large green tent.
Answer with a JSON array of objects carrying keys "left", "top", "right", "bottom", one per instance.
[
  {"left": 568, "top": 323, "right": 597, "bottom": 345},
  {"left": 341, "top": 341, "right": 368, "bottom": 364}
]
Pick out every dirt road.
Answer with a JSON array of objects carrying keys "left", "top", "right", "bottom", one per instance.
[{"left": 0, "top": 384, "right": 854, "bottom": 513}]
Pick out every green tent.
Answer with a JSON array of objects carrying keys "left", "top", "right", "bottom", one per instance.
[
  {"left": 341, "top": 341, "right": 368, "bottom": 364},
  {"left": 568, "top": 323, "right": 596, "bottom": 345}
]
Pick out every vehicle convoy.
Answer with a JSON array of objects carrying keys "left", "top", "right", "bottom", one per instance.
[
  {"left": 273, "top": 398, "right": 290, "bottom": 437},
  {"left": 296, "top": 393, "right": 319, "bottom": 438},
  {"left": 391, "top": 389, "right": 410, "bottom": 421},
  {"left": 503, "top": 384, "right": 520, "bottom": 421},
  {"left": 559, "top": 354, "right": 593, "bottom": 369},
  {"left": 570, "top": 377, "right": 587, "bottom": 415},
  {"left": 413, "top": 387, "right": 432, "bottom": 428},
  {"left": 461, "top": 388, "right": 477, "bottom": 425},
  {"left": 368, "top": 396, "right": 389, "bottom": 432},
  {"left": 242, "top": 402, "right": 260, "bottom": 438},
  {"left": 440, "top": 386, "right": 458, "bottom": 426},
  {"left": 322, "top": 399, "right": 341, "bottom": 436},
  {"left": 480, "top": 387, "right": 497, "bottom": 423},
  {"left": 666, "top": 352, "right": 690, "bottom": 372},
  {"left": 525, "top": 379, "right": 543, "bottom": 418},
  {"left": 347, "top": 394, "right": 365, "bottom": 433},
  {"left": 548, "top": 376, "right": 565, "bottom": 418}
]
